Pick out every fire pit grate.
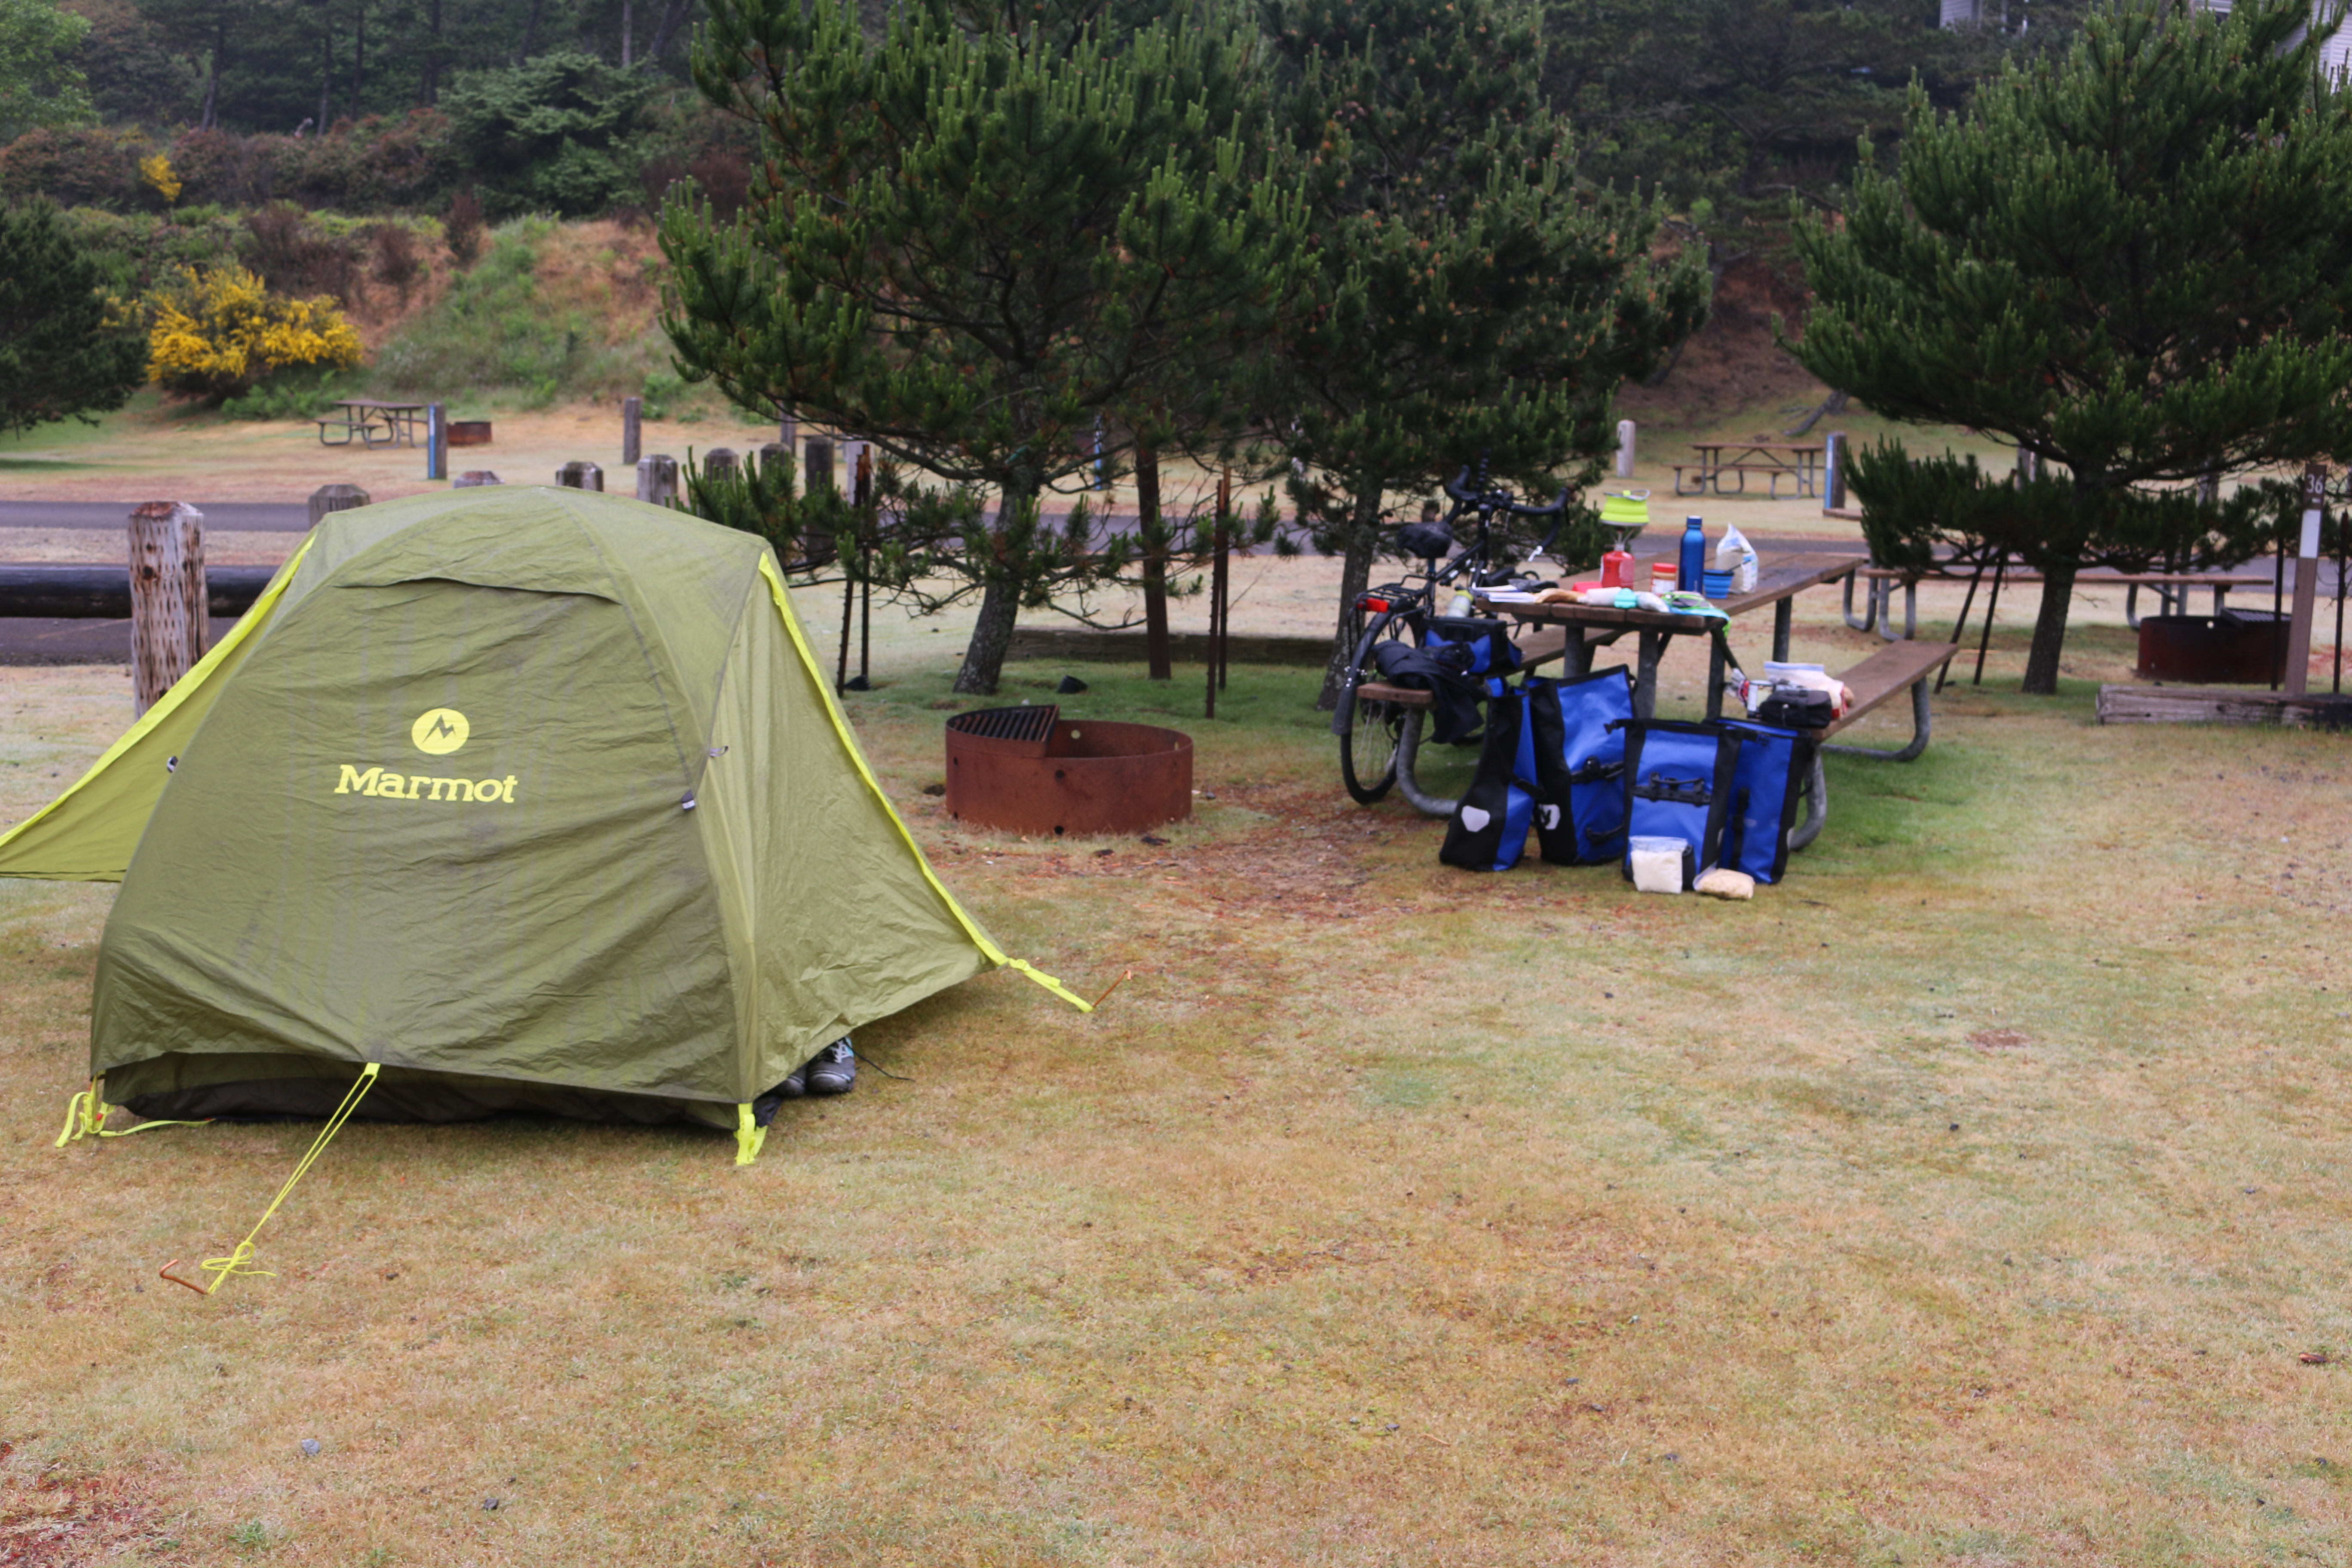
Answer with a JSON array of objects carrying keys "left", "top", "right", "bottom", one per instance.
[{"left": 945, "top": 704, "right": 1059, "bottom": 750}]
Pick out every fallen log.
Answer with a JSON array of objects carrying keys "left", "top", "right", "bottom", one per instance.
[{"left": 0, "top": 564, "right": 275, "bottom": 620}]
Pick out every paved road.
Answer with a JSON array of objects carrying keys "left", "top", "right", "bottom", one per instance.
[{"left": 0, "top": 500, "right": 310, "bottom": 531}]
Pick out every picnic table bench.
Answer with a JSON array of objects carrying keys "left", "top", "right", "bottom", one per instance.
[
  {"left": 1673, "top": 441, "right": 1823, "bottom": 500},
  {"left": 1349, "top": 552, "right": 1950, "bottom": 848},
  {"left": 315, "top": 400, "right": 425, "bottom": 449}
]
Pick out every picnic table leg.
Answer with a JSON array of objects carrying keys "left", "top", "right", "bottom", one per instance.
[
  {"left": 1877, "top": 579, "right": 1916, "bottom": 642},
  {"left": 1559, "top": 628, "right": 1592, "bottom": 677},
  {"left": 1633, "top": 630, "right": 1666, "bottom": 718},
  {"left": 1822, "top": 679, "right": 1934, "bottom": 764},
  {"left": 1772, "top": 599, "right": 1793, "bottom": 662},
  {"left": 1788, "top": 750, "right": 1827, "bottom": 851},
  {"left": 1391, "top": 710, "right": 1458, "bottom": 819},
  {"left": 1841, "top": 566, "right": 1878, "bottom": 634}
]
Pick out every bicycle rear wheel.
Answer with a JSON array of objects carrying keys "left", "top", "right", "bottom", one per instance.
[{"left": 1338, "top": 611, "right": 1414, "bottom": 804}]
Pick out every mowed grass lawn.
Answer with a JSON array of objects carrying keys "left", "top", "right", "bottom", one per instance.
[{"left": 3, "top": 603, "right": 2349, "bottom": 1567}]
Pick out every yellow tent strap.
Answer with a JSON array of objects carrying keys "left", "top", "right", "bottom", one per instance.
[
  {"left": 756, "top": 554, "right": 1091, "bottom": 1013},
  {"left": 53, "top": 1079, "right": 211, "bottom": 1147},
  {"left": 0, "top": 533, "right": 318, "bottom": 864},
  {"left": 735, "top": 1104, "right": 767, "bottom": 1167},
  {"left": 197, "top": 1063, "right": 379, "bottom": 1295}
]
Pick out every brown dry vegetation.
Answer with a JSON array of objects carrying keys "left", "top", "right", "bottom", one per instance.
[{"left": 1, "top": 579, "right": 2349, "bottom": 1565}]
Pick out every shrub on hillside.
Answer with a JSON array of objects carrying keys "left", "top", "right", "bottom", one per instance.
[
  {"left": 0, "top": 124, "right": 141, "bottom": 205},
  {"left": 241, "top": 201, "right": 361, "bottom": 297},
  {"left": 442, "top": 52, "right": 652, "bottom": 217},
  {"left": 147, "top": 264, "right": 361, "bottom": 400},
  {"left": 444, "top": 188, "right": 484, "bottom": 268}
]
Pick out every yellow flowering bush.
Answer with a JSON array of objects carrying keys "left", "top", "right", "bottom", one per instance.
[
  {"left": 139, "top": 153, "right": 181, "bottom": 204},
  {"left": 146, "top": 266, "right": 363, "bottom": 400}
]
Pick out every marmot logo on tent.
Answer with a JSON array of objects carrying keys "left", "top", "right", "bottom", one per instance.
[
  {"left": 411, "top": 708, "right": 469, "bottom": 754},
  {"left": 335, "top": 766, "right": 517, "bottom": 803}
]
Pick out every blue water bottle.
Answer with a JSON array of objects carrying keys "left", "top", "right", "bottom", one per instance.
[{"left": 1678, "top": 517, "right": 1707, "bottom": 595}]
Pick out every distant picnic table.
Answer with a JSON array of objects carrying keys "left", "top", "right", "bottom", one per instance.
[
  {"left": 1675, "top": 441, "right": 1823, "bottom": 500},
  {"left": 315, "top": 400, "right": 425, "bottom": 450}
]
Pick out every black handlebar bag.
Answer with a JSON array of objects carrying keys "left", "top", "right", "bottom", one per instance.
[
  {"left": 1614, "top": 720, "right": 1744, "bottom": 890},
  {"left": 1519, "top": 667, "right": 1633, "bottom": 865},
  {"left": 1421, "top": 616, "right": 1521, "bottom": 698},
  {"left": 1440, "top": 687, "right": 1535, "bottom": 872}
]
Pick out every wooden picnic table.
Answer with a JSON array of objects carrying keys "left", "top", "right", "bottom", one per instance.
[
  {"left": 1840, "top": 560, "right": 2276, "bottom": 639},
  {"left": 1350, "top": 549, "right": 1955, "bottom": 840},
  {"left": 315, "top": 400, "right": 426, "bottom": 449},
  {"left": 1675, "top": 441, "right": 1823, "bottom": 499}
]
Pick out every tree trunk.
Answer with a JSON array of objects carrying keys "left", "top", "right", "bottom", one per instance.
[
  {"left": 1136, "top": 444, "right": 1170, "bottom": 680},
  {"left": 318, "top": 12, "right": 333, "bottom": 132},
  {"left": 200, "top": 23, "right": 223, "bottom": 130},
  {"left": 518, "top": 0, "right": 546, "bottom": 64},
  {"left": 1314, "top": 482, "right": 1384, "bottom": 710},
  {"left": 418, "top": 0, "right": 441, "bottom": 104},
  {"left": 621, "top": 0, "right": 634, "bottom": 66},
  {"left": 642, "top": 0, "right": 693, "bottom": 65},
  {"left": 2020, "top": 558, "right": 2076, "bottom": 695},
  {"left": 352, "top": 0, "right": 366, "bottom": 114},
  {"left": 954, "top": 575, "right": 1020, "bottom": 695}
]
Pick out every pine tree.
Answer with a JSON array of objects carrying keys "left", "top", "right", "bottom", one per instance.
[
  {"left": 1791, "top": 0, "right": 2352, "bottom": 695},
  {"left": 1262, "top": 0, "right": 1707, "bottom": 706},
  {"left": 661, "top": 0, "right": 1302, "bottom": 695},
  {"left": 0, "top": 198, "right": 146, "bottom": 439}
]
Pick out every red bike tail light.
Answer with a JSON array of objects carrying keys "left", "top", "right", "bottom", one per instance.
[{"left": 1357, "top": 595, "right": 1390, "bottom": 613}]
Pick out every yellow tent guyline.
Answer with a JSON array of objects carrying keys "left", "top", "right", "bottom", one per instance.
[
  {"left": 54, "top": 1078, "right": 211, "bottom": 1147},
  {"left": 758, "top": 556, "right": 1093, "bottom": 1013},
  {"left": 173, "top": 1063, "right": 380, "bottom": 1296}
]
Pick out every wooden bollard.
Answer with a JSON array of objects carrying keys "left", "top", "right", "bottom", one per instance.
[
  {"left": 453, "top": 470, "right": 502, "bottom": 488},
  {"left": 705, "top": 447, "right": 740, "bottom": 486},
  {"left": 803, "top": 438, "right": 834, "bottom": 494},
  {"left": 1615, "top": 419, "right": 1637, "bottom": 479},
  {"left": 1823, "top": 431, "right": 1848, "bottom": 511},
  {"left": 308, "top": 483, "right": 369, "bottom": 527},
  {"left": 556, "top": 461, "right": 603, "bottom": 491},
  {"left": 129, "top": 502, "right": 205, "bottom": 717},
  {"left": 622, "top": 396, "right": 642, "bottom": 466},
  {"left": 636, "top": 453, "right": 678, "bottom": 505},
  {"left": 756, "top": 441, "right": 789, "bottom": 484}
]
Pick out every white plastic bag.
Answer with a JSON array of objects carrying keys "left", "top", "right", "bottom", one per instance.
[{"left": 1716, "top": 524, "right": 1758, "bottom": 592}]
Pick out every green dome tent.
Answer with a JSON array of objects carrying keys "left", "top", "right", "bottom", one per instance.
[{"left": 3, "top": 487, "right": 1086, "bottom": 1165}]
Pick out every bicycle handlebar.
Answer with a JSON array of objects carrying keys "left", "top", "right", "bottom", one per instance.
[{"left": 1442, "top": 466, "right": 1570, "bottom": 518}]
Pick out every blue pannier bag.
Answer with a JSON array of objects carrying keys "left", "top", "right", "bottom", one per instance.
[
  {"left": 1421, "top": 616, "right": 1522, "bottom": 699},
  {"left": 1517, "top": 668, "right": 1633, "bottom": 865},
  {"left": 1715, "top": 718, "right": 1813, "bottom": 884},
  {"left": 1614, "top": 720, "right": 1743, "bottom": 890},
  {"left": 1440, "top": 686, "right": 1534, "bottom": 872}
]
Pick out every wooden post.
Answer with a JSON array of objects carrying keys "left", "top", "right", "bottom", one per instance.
[
  {"left": 803, "top": 438, "right": 833, "bottom": 494},
  {"left": 856, "top": 446, "right": 873, "bottom": 689},
  {"left": 1217, "top": 469, "right": 1232, "bottom": 692},
  {"left": 1822, "top": 430, "right": 1847, "bottom": 511},
  {"left": 453, "top": 470, "right": 502, "bottom": 488},
  {"left": 425, "top": 402, "right": 447, "bottom": 481},
  {"left": 308, "top": 483, "right": 368, "bottom": 527},
  {"left": 704, "top": 447, "right": 739, "bottom": 487},
  {"left": 634, "top": 453, "right": 678, "bottom": 505},
  {"left": 129, "top": 502, "right": 204, "bottom": 717},
  {"left": 778, "top": 410, "right": 796, "bottom": 454},
  {"left": 621, "top": 395, "right": 642, "bottom": 466},
  {"left": 756, "top": 442, "right": 790, "bottom": 487},
  {"left": 1206, "top": 469, "right": 1231, "bottom": 717},
  {"left": 556, "top": 461, "right": 603, "bottom": 491},
  {"left": 2285, "top": 462, "right": 2325, "bottom": 697},
  {"left": 1615, "top": 419, "right": 1637, "bottom": 480},
  {"left": 1136, "top": 443, "right": 1171, "bottom": 680}
]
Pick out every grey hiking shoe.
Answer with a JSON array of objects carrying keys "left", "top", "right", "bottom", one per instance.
[{"left": 805, "top": 1038, "right": 856, "bottom": 1096}]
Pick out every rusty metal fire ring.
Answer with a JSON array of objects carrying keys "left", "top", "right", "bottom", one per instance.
[{"left": 943, "top": 704, "right": 1193, "bottom": 837}]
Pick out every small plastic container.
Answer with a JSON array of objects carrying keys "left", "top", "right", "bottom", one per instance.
[
  {"left": 1702, "top": 570, "right": 1734, "bottom": 600},
  {"left": 1626, "top": 836, "right": 1689, "bottom": 895},
  {"left": 1650, "top": 563, "right": 1678, "bottom": 594}
]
